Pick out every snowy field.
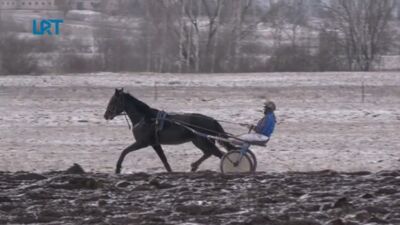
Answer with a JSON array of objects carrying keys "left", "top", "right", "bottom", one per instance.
[{"left": 0, "top": 72, "right": 399, "bottom": 173}]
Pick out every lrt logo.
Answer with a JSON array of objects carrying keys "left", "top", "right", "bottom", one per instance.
[{"left": 32, "top": 19, "right": 64, "bottom": 36}]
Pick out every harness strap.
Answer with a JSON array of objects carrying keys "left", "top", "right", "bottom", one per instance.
[
  {"left": 155, "top": 111, "right": 168, "bottom": 144},
  {"left": 171, "top": 120, "right": 227, "bottom": 142},
  {"left": 124, "top": 113, "right": 131, "bottom": 130},
  {"left": 166, "top": 118, "right": 258, "bottom": 146},
  {"left": 156, "top": 111, "right": 168, "bottom": 130}
]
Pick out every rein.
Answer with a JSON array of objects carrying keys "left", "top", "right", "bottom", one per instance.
[
  {"left": 160, "top": 117, "right": 246, "bottom": 142},
  {"left": 118, "top": 92, "right": 250, "bottom": 138},
  {"left": 165, "top": 118, "right": 252, "bottom": 144},
  {"left": 179, "top": 113, "right": 253, "bottom": 127},
  {"left": 155, "top": 111, "right": 168, "bottom": 144},
  {"left": 120, "top": 108, "right": 246, "bottom": 140},
  {"left": 117, "top": 94, "right": 132, "bottom": 130},
  {"left": 123, "top": 113, "right": 131, "bottom": 130}
]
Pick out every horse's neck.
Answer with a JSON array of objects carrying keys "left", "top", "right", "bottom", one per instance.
[
  {"left": 124, "top": 103, "right": 144, "bottom": 125},
  {"left": 123, "top": 94, "right": 158, "bottom": 124}
]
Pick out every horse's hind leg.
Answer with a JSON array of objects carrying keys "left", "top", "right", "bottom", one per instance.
[
  {"left": 191, "top": 137, "right": 224, "bottom": 172},
  {"left": 152, "top": 145, "right": 172, "bottom": 172},
  {"left": 191, "top": 153, "right": 212, "bottom": 172}
]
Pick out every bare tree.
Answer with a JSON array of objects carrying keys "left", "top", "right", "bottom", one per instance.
[
  {"left": 123, "top": 0, "right": 259, "bottom": 73},
  {"left": 168, "top": 0, "right": 257, "bottom": 72},
  {"left": 178, "top": 0, "right": 186, "bottom": 73},
  {"left": 323, "top": 0, "right": 396, "bottom": 71},
  {"left": 232, "top": 0, "right": 244, "bottom": 71},
  {"left": 91, "top": 14, "right": 138, "bottom": 72},
  {"left": 0, "top": 10, "right": 3, "bottom": 73},
  {"left": 219, "top": 0, "right": 255, "bottom": 72},
  {"left": 286, "top": 0, "right": 308, "bottom": 46},
  {"left": 316, "top": 30, "right": 343, "bottom": 71},
  {"left": 185, "top": 0, "right": 201, "bottom": 72},
  {"left": 0, "top": 35, "right": 39, "bottom": 75},
  {"left": 263, "top": 0, "right": 308, "bottom": 48},
  {"left": 210, "top": 0, "right": 223, "bottom": 72},
  {"left": 145, "top": 1, "right": 153, "bottom": 71},
  {"left": 202, "top": 0, "right": 224, "bottom": 72},
  {"left": 55, "top": 0, "right": 72, "bottom": 16}
]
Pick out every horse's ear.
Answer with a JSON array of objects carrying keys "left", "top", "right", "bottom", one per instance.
[{"left": 115, "top": 88, "right": 124, "bottom": 95}]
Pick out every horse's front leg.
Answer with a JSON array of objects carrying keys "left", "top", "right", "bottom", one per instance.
[
  {"left": 152, "top": 145, "right": 172, "bottom": 172},
  {"left": 116, "top": 142, "right": 148, "bottom": 174}
]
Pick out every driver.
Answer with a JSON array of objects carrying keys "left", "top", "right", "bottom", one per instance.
[
  {"left": 253, "top": 101, "right": 276, "bottom": 138},
  {"left": 237, "top": 101, "right": 276, "bottom": 146}
]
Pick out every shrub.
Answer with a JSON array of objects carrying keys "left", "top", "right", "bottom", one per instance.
[
  {"left": 0, "top": 34, "right": 40, "bottom": 75},
  {"left": 266, "top": 45, "right": 316, "bottom": 72}
]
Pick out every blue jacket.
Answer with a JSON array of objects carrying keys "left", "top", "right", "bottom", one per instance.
[{"left": 255, "top": 112, "right": 276, "bottom": 137}]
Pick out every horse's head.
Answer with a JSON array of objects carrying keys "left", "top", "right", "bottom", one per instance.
[{"left": 104, "top": 88, "right": 125, "bottom": 120}]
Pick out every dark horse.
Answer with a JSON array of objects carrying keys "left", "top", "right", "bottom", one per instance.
[{"left": 104, "top": 88, "right": 235, "bottom": 174}]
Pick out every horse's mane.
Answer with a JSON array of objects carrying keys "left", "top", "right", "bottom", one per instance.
[{"left": 123, "top": 92, "right": 157, "bottom": 118}]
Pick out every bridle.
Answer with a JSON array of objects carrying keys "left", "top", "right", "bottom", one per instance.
[
  {"left": 122, "top": 113, "right": 131, "bottom": 130},
  {"left": 108, "top": 93, "right": 132, "bottom": 130},
  {"left": 119, "top": 93, "right": 132, "bottom": 130}
]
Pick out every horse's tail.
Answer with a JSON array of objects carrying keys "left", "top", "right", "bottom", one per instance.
[{"left": 213, "top": 120, "right": 238, "bottom": 151}]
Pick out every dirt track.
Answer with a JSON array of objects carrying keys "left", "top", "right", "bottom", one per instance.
[
  {"left": 1, "top": 72, "right": 400, "bottom": 225},
  {"left": 1, "top": 166, "right": 400, "bottom": 225},
  {"left": 1, "top": 72, "right": 399, "bottom": 173}
]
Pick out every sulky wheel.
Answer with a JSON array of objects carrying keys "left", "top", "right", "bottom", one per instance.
[{"left": 220, "top": 150, "right": 253, "bottom": 174}]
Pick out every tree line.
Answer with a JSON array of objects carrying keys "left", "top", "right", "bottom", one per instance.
[{"left": 0, "top": 0, "right": 399, "bottom": 75}]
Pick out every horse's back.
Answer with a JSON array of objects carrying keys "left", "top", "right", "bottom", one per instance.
[
  {"left": 169, "top": 113, "right": 216, "bottom": 126},
  {"left": 167, "top": 112, "right": 223, "bottom": 135}
]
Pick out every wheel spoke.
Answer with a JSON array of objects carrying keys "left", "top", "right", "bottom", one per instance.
[{"left": 225, "top": 155, "right": 236, "bottom": 166}]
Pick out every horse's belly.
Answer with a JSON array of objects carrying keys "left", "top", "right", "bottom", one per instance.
[
  {"left": 158, "top": 136, "right": 192, "bottom": 145},
  {"left": 157, "top": 129, "right": 193, "bottom": 145}
]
